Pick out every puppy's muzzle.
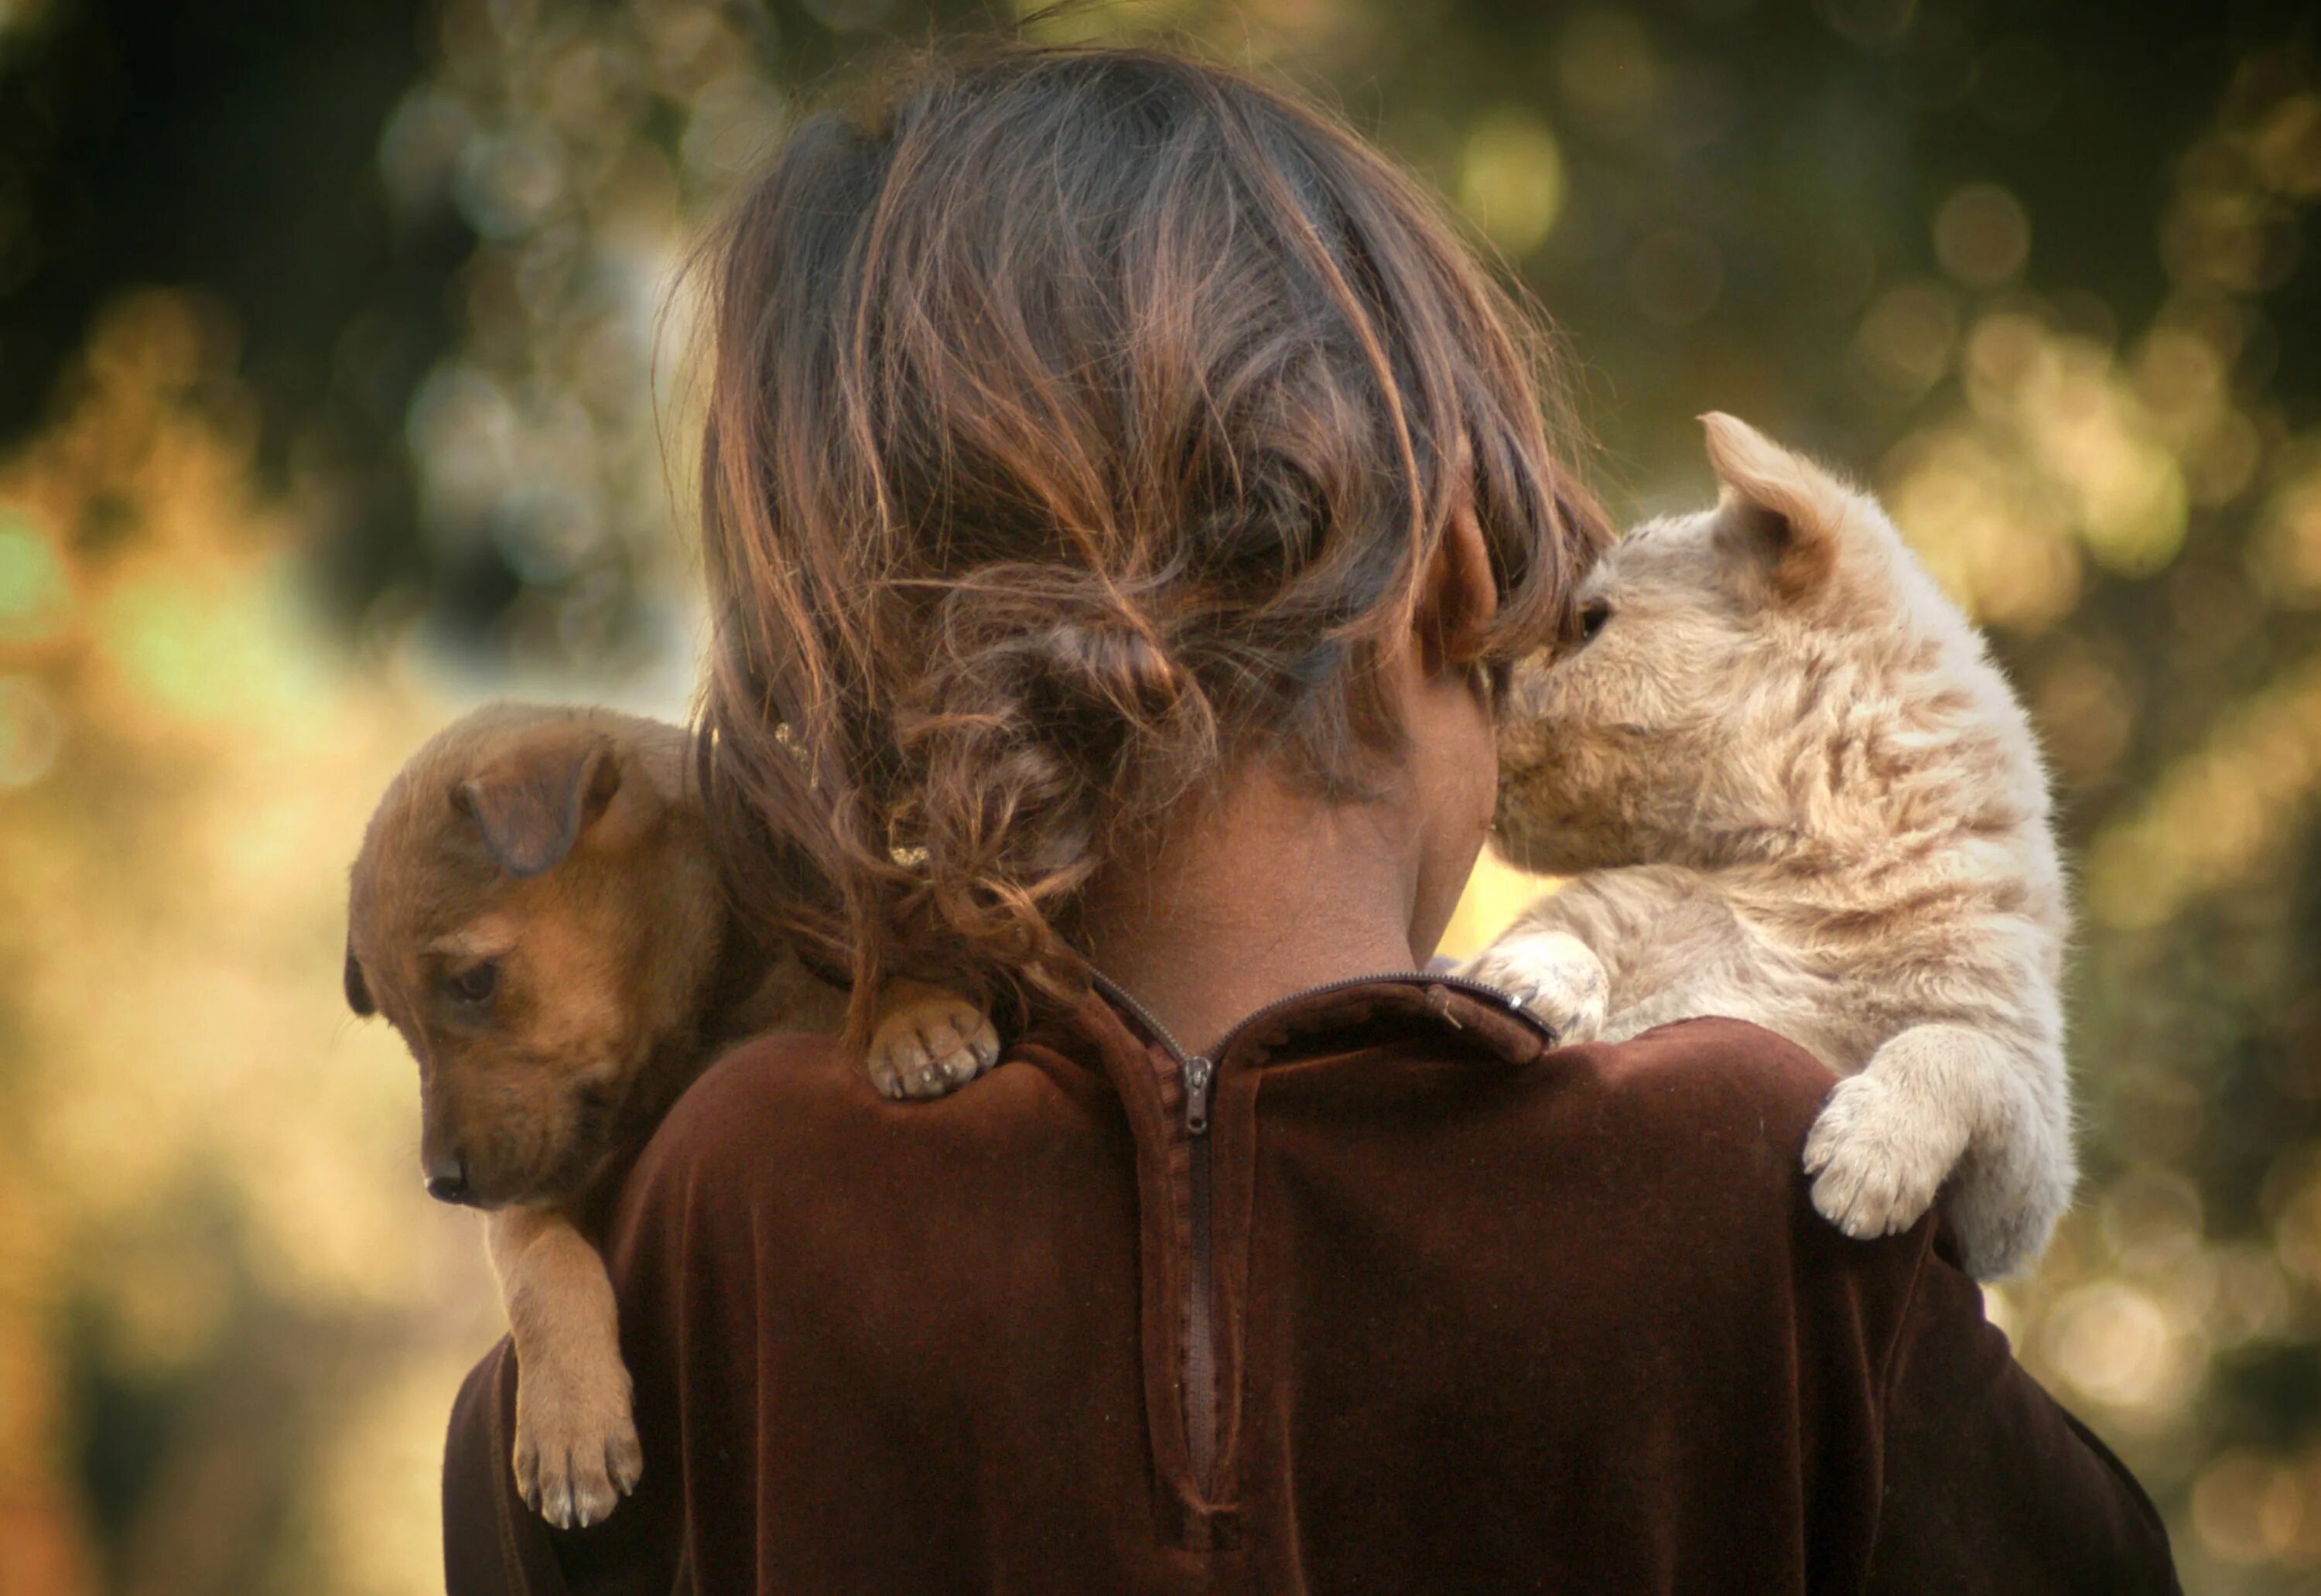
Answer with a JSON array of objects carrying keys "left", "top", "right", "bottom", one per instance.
[{"left": 426, "top": 1149, "right": 477, "bottom": 1206}]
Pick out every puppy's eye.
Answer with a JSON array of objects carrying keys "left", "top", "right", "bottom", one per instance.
[
  {"left": 443, "top": 960, "right": 499, "bottom": 1007},
  {"left": 1578, "top": 598, "right": 1612, "bottom": 642}
]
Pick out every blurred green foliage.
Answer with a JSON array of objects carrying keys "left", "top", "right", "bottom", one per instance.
[{"left": 1, "top": 0, "right": 2317, "bottom": 1590}]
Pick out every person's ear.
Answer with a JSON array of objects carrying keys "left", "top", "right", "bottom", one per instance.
[
  {"left": 1701, "top": 412, "right": 1850, "bottom": 603},
  {"left": 1417, "top": 488, "right": 1499, "bottom": 674},
  {"left": 453, "top": 729, "right": 622, "bottom": 877}
]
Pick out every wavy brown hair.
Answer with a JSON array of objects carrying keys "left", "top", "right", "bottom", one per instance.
[{"left": 696, "top": 40, "right": 1608, "bottom": 1041}]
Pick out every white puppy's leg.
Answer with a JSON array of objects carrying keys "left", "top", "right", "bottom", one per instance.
[
  {"left": 1803, "top": 1024, "right": 2068, "bottom": 1279},
  {"left": 487, "top": 1205, "right": 642, "bottom": 1529},
  {"left": 1940, "top": 1050, "right": 2076, "bottom": 1280},
  {"left": 1458, "top": 928, "right": 1610, "bottom": 1044}
]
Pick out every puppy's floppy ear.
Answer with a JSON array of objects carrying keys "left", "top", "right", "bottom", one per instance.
[
  {"left": 453, "top": 727, "right": 622, "bottom": 877},
  {"left": 344, "top": 940, "right": 374, "bottom": 1017},
  {"left": 1701, "top": 412, "right": 1848, "bottom": 603}
]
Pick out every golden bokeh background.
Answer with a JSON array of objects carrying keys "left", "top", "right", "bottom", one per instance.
[{"left": 1, "top": 0, "right": 2317, "bottom": 1590}]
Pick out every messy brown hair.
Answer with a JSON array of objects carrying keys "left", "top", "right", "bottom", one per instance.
[{"left": 696, "top": 40, "right": 1608, "bottom": 1040}]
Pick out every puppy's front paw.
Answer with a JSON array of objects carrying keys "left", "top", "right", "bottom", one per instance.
[
  {"left": 514, "top": 1362, "right": 641, "bottom": 1530},
  {"left": 868, "top": 986, "right": 1000, "bottom": 1101},
  {"left": 1458, "top": 930, "right": 1608, "bottom": 1044},
  {"left": 1803, "top": 1072, "right": 1963, "bottom": 1243}
]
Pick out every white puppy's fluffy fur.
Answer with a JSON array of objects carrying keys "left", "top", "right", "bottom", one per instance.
[{"left": 1465, "top": 414, "right": 2071, "bottom": 1279}]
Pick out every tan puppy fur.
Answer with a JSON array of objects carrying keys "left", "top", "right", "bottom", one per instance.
[
  {"left": 1465, "top": 415, "right": 2071, "bottom": 1280},
  {"left": 345, "top": 703, "right": 996, "bottom": 1526}
]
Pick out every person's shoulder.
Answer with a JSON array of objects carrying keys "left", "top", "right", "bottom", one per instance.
[
  {"left": 1552, "top": 1017, "right": 1938, "bottom": 1306},
  {"left": 1562, "top": 1016, "right": 1841, "bottom": 1186},
  {"left": 651, "top": 1027, "right": 862, "bottom": 1160},
  {"left": 1582, "top": 1014, "right": 1836, "bottom": 1118},
  {"left": 692, "top": 1025, "right": 858, "bottom": 1103},
  {"left": 600, "top": 1029, "right": 867, "bottom": 1252}
]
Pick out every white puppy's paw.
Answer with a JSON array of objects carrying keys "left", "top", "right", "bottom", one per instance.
[
  {"left": 1458, "top": 930, "right": 1609, "bottom": 1044},
  {"left": 513, "top": 1361, "right": 641, "bottom": 1530},
  {"left": 867, "top": 986, "right": 1000, "bottom": 1102},
  {"left": 1803, "top": 1071, "right": 1964, "bottom": 1243}
]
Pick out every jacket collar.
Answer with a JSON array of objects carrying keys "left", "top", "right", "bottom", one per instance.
[{"left": 1046, "top": 969, "right": 1556, "bottom": 1075}]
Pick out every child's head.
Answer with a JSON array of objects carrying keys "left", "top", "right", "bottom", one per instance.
[{"left": 695, "top": 40, "right": 1607, "bottom": 1024}]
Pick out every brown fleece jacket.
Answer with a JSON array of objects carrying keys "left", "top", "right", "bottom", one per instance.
[{"left": 442, "top": 979, "right": 2179, "bottom": 1594}]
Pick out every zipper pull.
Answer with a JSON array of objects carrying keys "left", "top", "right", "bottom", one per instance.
[{"left": 1183, "top": 1056, "right": 1214, "bottom": 1136}]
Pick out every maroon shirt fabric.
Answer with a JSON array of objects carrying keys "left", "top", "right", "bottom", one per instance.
[{"left": 443, "top": 981, "right": 2179, "bottom": 1594}]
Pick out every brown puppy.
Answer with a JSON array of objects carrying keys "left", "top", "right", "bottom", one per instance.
[{"left": 344, "top": 702, "right": 996, "bottom": 1526}]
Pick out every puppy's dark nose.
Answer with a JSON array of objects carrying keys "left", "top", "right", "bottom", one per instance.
[{"left": 425, "top": 1152, "right": 474, "bottom": 1206}]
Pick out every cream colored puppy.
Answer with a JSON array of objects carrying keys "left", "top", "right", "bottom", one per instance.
[{"left": 1465, "top": 415, "right": 2070, "bottom": 1280}]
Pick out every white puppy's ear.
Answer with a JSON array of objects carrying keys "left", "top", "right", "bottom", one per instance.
[{"left": 1701, "top": 412, "right": 1850, "bottom": 603}]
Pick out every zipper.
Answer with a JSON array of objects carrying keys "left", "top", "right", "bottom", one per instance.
[
  {"left": 1090, "top": 968, "right": 1539, "bottom": 1502},
  {"left": 1181, "top": 1056, "right": 1218, "bottom": 1493}
]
